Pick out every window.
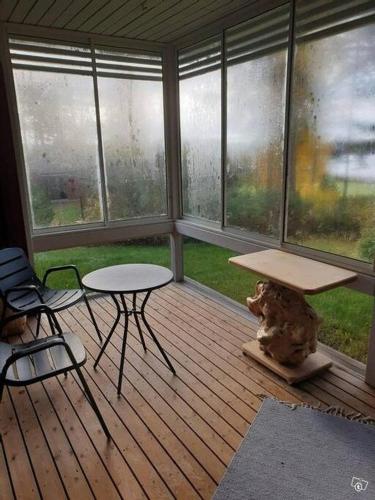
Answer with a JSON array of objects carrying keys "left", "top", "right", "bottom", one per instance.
[
  {"left": 225, "top": 5, "right": 289, "bottom": 237},
  {"left": 287, "top": 0, "right": 375, "bottom": 263},
  {"left": 10, "top": 38, "right": 167, "bottom": 231},
  {"left": 179, "top": 39, "right": 222, "bottom": 222},
  {"left": 96, "top": 48, "right": 166, "bottom": 220},
  {"left": 11, "top": 40, "right": 102, "bottom": 229}
]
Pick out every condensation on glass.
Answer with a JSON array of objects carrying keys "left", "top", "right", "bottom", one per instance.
[
  {"left": 13, "top": 70, "right": 103, "bottom": 229},
  {"left": 98, "top": 78, "right": 167, "bottom": 220},
  {"left": 225, "top": 52, "right": 287, "bottom": 237},
  {"left": 179, "top": 70, "right": 221, "bottom": 222},
  {"left": 224, "top": 4, "right": 289, "bottom": 238},
  {"left": 287, "top": 23, "right": 375, "bottom": 263}
]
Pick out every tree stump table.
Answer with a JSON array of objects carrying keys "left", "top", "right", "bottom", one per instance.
[{"left": 229, "top": 249, "right": 357, "bottom": 384}]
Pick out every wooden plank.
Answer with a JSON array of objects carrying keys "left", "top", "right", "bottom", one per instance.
[
  {"left": 1, "top": 282, "right": 372, "bottom": 499},
  {"left": 58, "top": 308, "right": 202, "bottom": 499},
  {"left": 75, "top": 301, "right": 236, "bottom": 465},
  {"left": 229, "top": 249, "right": 357, "bottom": 294},
  {"left": 0, "top": 390, "right": 40, "bottom": 499},
  {"left": 9, "top": 386, "right": 67, "bottom": 499},
  {"left": 92, "top": 298, "right": 250, "bottom": 436},
  {"left": 60, "top": 307, "right": 221, "bottom": 492},
  {"left": 23, "top": 0, "right": 55, "bottom": 24},
  {"left": 8, "top": 0, "right": 37, "bottom": 23},
  {"left": 0, "top": 434, "right": 14, "bottom": 500}
]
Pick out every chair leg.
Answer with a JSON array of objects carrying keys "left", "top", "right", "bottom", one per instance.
[
  {"left": 94, "top": 307, "right": 120, "bottom": 369},
  {"left": 35, "top": 313, "right": 41, "bottom": 338},
  {"left": 84, "top": 295, "right": 102, "bottom": 343},
  {"left": 74, "top": 365, "right": 110, "bottom": 439}
]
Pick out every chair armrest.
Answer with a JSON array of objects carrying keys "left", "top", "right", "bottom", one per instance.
[
  {"left": 43, "top": 265, "right": 83, "bottom": 289},
  {"left": 4, "top": 285, "right": 43, "bottom": 305}
]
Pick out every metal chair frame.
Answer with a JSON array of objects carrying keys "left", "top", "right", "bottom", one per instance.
[
  {"left": 0, "top": 248, "right": 102, "bottom": 343},
  {"left": 0, "top": 306, "right": 110, "bottom": 439}
]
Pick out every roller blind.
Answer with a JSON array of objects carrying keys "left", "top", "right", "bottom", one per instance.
[
  {"left": 9, "top": 37, "right": 92, "bottom": 75},
  {"left": 94, "top": 47, "right": 162, "bottom": 81},
  {"left": 225, "top": 3, "right": 290, "bottom": 66},
  {"left": 178, "top": 37, "right": 221, "bottom": 80},
  {"left": 295, "top": 0, "right": 375, "bottom": 40},
  {"left": 9, "top": 37, "right": 163, "bottom": 81}
]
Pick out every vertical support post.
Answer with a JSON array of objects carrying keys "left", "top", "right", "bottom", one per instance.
[
  {"left": 170, "top": 232, "right": 183, "bottom": 282},
  {"left": 163, "top": 45, "right": 183, "bottom": 281},
  {"left": 365, "top": 300, "right": 375, "bottom": 387},
  {"left": 220, "top": 31, "right": 226, "bottom": 229},
  {"left": 280, "top": 0, "right": 296, "bottom": 248},
  {"left": 0, "top": 25, "right": 33, "bottom": 258}
]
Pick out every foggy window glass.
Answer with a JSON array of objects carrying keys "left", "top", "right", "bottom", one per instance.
[
  {"left": 287, "top": 24, "right": 375, "bottom": 263},
  {"left": 226, "top": 52, "right": 287, "bottom": 237},
  {"left": 179, "top": 70, "right": 221, "bottom": 222},
  {"left": 13, "top": 70, "right": 103, "bottom": 229},
  {"left": 98, "top": 78, "right": 167, "bottom": 220}
]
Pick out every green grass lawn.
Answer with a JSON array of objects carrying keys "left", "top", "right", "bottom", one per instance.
[{"left": 34, "top": 239, "right": 374, "bottom": 363}]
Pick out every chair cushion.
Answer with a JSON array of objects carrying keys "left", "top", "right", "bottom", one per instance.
[{"left": 0, "top": 333, "right": 86, "bottom": 385}]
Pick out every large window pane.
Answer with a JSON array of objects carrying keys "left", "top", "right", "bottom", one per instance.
[
  {"left": 287, "top": 24, "right": 375, "bottom": 263},
  {"left": 225, "top": 52, "right": 287, "bottom": 237},
  {"left": 98, "top": 78, "right": 167, "bottom": 220},
  {"left": 13, "top": 71, "right": 103, "bottom": 229},
  {"left": 180, "top": 70, "right": 221, "bottom": 221}
]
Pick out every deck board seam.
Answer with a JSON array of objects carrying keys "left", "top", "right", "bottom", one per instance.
[{"left": 60, "top": 306, "right": 207, "bottom": 499}]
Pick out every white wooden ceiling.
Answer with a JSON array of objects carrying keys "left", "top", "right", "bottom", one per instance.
[{"left": 0, "top": 0, "right": 262, "bottom": 45}]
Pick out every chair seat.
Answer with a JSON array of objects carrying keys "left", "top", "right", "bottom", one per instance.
[
  {"left": 0, "top": 333, "right": 86, "bottom": 385},
  {"left": 7, "top": 288, "right": 84, "bottom": 313}
]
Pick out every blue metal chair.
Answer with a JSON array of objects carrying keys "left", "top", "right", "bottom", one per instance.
[
  {"left": 0, "top": 305, "right": 110, "bottom": 439},
  {"left": 0, "top": 247, "right": 102, "bottom": 342}
]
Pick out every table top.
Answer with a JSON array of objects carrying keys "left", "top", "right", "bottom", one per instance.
[
  {"left": 82, "top": 264, "right": 173, "bottom": 294},
  {"left": 229, "top": 249, "right": 357, "bottom": 295}
]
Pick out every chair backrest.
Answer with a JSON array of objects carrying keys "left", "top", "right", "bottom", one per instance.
[{"left": 0, "top": 248, "right": 35, "bottom": 295}]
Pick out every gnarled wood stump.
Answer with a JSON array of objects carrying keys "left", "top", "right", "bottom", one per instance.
[{"left": 247, "top": 281, "right": 322, "bottom": 366}]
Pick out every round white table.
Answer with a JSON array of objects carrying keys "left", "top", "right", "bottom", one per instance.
[{"left": 82, "top": 264, "right": 175, "bottom": 395}]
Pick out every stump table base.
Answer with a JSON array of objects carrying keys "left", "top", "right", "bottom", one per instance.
[{"left": 242, "top": 340, "right": 332, "bottom": 385}]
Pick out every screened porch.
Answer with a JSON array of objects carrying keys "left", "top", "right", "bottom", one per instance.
[{"left": 0, "top": 0, "right": 375, "bottom": 499}]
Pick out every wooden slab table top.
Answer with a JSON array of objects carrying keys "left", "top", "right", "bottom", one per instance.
[
  {"left": 229, "top": 249, "right": 357, "bottom": 295},
  {"left": 229, "top": 249, "right": 358, "bottom": 384}
]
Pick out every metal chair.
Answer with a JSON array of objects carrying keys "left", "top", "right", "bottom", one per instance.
[
  {"left": 0, "top": 247, "right": 102, "bottom": 342},
  {"left": 0, "top": 305, "right": 110, "bottom": 439}
]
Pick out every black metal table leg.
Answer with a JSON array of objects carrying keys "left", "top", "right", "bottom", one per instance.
[
  {"left": 117, "top": 294, "right": 129, "bottom": 395},
  {"left": 140, "top": 291, "right": 176, "bottom": 375},
  {"left": 94, "top": 294, "right": 121, "bottom": 369}
]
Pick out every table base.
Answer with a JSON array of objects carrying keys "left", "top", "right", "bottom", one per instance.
[{"left": 94, "top": 290, "right": 176, "bottom": 395}]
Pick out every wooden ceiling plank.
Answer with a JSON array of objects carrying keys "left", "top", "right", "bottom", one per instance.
[
  {"left": 148, "top": 0, "right": 221, "bottom": 41},
  {"left": 53, "top": 0, "right": 93, "bottom": 28},
  {"left": 113, "top": 0, "right": 182, "bottom": 37},
  {"left": 134, "top": 0, "right": 206, "bottom": 39},
  {"left": 71, "top": 0, "right": 134, "bottom": 32},
  {"left": 0, "top": 0, "right": 19, "bottom": 21},
  {"left": 173, "top": 0, "right": 283, "bottom": 47},
  {"left": 38, "top": 0, "right": 75, "bottom": 26},
  {"left": 23, "top": 0, "right": 55, "bottom": 24},
  {"left": 10, "top": 0, "right": 38, "bottom": 23},
  {"left": 97, "top": 0, "right": 163, "bottom": 35},
  {"left": 156, "top": 0, "right": 253, "bottom": 41},
  {"left": 63, "top": 0, "right": 117, "bottom": 31}
]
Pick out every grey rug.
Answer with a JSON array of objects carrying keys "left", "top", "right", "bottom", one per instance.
[{"left": 214, "top": 398, "right": 375, "bottom": 500}]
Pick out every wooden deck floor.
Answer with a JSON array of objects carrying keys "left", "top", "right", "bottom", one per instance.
[{"left": 1, "top": 281, "right": 375, "bottom": 499}]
